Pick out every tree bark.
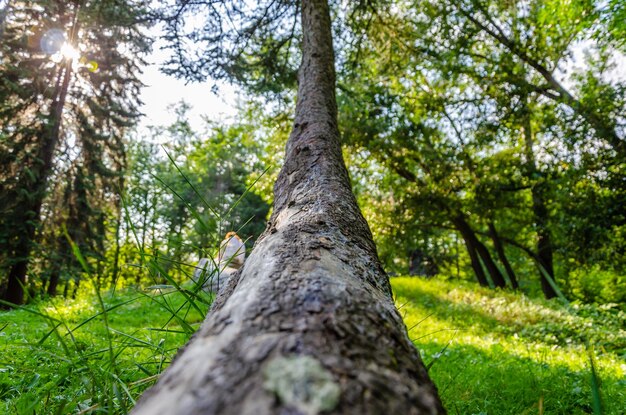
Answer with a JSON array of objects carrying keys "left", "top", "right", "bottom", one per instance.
[
  {"left": 457, "top": 227, "right": 490, "bottom": 287},
  {"left": 487, "top": 222, "right": 519, "bottom": 289},
  {"left": 132, "top": 1, "right": 444, "bottom": 414},
  {"left": 2, "top": 60, "right": 73, "bottom": 306},
  {"left": 451, "top": 215, "right": 507, "bottom": 288},
  {"left": 522, "top": 108, "right": 558, "bottom": 299}
]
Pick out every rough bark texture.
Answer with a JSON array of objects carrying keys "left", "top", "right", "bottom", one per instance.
[{"left": 131, "top": 1, "right": 444, "bottom": 414}]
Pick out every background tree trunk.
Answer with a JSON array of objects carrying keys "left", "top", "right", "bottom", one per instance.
[
  {"left": 452, "top": 215, "right": 506, "bottom": 288},
  {"left": 47, "top": 266, "right": 61, "bottom": 297},
  {"left": 522, "top": 106, "right": 558, "bottom": 299},
  {"left": 111, "top": 215, "right": 122, "bottom": 288},
  {"left": 458, "top": 231, "right": 490, "bottom": 287},
  {"left": 488, "top": 222, "right": 519, "bottom": 289},
  {"left": 4, "top": 253, "right": 28, "bottom": 305},
  {"left": 132, "top": 0, "right": 444, "bottom": 413},
  {"left": 2, "top": 60, "right": 73, "bottom": 306},
  {"left": 474, "top": 238, "right": 507, "bottom": 288},
  {"left": 531, "top": 184, "right": 557, "bottom": 298}
]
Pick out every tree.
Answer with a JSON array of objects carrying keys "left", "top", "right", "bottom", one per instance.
[
  {"left": 337, "top": 36, "right": 514, "bottom": 289},
  {"left": 132, "top": 0, "right": 444, "bottom": 413},
  {"left": 0, "top": 0, "right": 148, "bottom": 304},
  {"left": 335, "top": 0, "right": 625, "bottom": 298},
  {"left": 122, "top": 104, "right": 271, "bottom": 285}
]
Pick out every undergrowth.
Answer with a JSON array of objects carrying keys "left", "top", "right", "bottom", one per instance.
[
  {"left": 393, "top": 277, "right": 626, "bottom": 415},
  {"left": 0, "top": 287, "right": 210, "bottom": 414},
  {"left": 0, "top": 276, "right": 624, "bottom": 414}
]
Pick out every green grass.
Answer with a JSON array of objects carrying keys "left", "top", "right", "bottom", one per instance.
[
  {"left": 1, "top": 277, "right": 624, "bottom": 414},
  {"left": 393, "top": 277, "right": 626, "bottom": 415},
  {"left": 0, "top": 287, "right": 209, "bottom": 414}
]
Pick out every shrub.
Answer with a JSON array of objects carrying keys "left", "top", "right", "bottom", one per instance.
[{"left": 568, "top": 266, "right": 626, "bottom": 306}]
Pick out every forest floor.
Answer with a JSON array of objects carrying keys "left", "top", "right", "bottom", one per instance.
[
  {"left": 392, "top": 277, "right": 625, "bottom": 415},
  {"left": 0, "top": 277, "right": 624, "bottom": 414}
]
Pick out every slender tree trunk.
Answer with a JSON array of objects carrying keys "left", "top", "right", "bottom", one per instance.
[
  {"left": 62, "top": 277, "right": 70, "bottom": 298},
  {"left": 2, "top": 61, "right": 73, "bottom": 306},
  {"left": 135, "top": 192, "right": 151, "bottom": 285},
  {"left": 457, "top": 228, "right": 490, "bottom": 287},
  {"left": 474, "top": 237, "right": 507, "bottom": 288},
  {"left": 454, "top": 234, "right": 460, "bottom": 278},
  {"left": 523, "top": 108, "right": 558, "bottom": 299},
  {"left": 488, "top": 222, "right": 519, "bottom": 289},
  {"left": 132, "top": 1, "right": 444, "bottom": 413},
  {"left": 71, "top": 276, "right": 80, "bottom": 299},
  {"left": 111, "top": 216, "right": 122, "bottom": 287},
  {"left": 532, "top": 183, "right": 557, "bottom": 299},
  {"left": 452, "top": 215, "right": 506, "bottom": 288},
  {"left": 47, "top": 267, "right": 61, "bottom": 297}
]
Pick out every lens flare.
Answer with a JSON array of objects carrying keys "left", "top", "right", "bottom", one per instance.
[
  {"left": 41, "top": 29, "right": 98, "bottom": 72},
  {"left": 80, "top": 57, "right": 99, "bottom": 73},
  {"left": 40, "top": 29, "right": 65, "bottom": 54},
  {"left": 85, "top": 61, "right": 99, "bottom": 73}
]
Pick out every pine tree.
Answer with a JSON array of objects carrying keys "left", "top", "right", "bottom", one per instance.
[{"left": 0, "top": 0, "right": 149, "bottom": 304}]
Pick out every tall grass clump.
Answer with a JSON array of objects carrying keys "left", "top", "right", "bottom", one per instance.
[{"left": 0, "top": 145, "right": 268, "bottom": 414}]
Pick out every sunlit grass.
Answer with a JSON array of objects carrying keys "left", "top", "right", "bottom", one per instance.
[
  {"left": 41, "top": 295, "right": 97, "bottom": 320},
  {"left": 394, "top": 276, "right": 626, "bottom": 414},
  {"left": 1, "top": 276, "right": 624, "bottom": 414},
  {"left": 0, "top": 287, "right": 208, "bottom": 414}
]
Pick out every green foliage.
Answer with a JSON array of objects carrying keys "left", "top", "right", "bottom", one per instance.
[
  {"left": 120, "top": 103, "right": 271, "bottom": 286},
  {"left": 597, "top": 0, "right": 626, "bottom": 52},
  {"left": 0, "top": 0, "right": 150, "bottom": 303},
  {"left": 568, "top": 266, "right": 626, "bottom": 306},
  {"left": 335, "top": 0, "right": 626, "bottom": 299},
  {"left": 2, "top": 276, "right": 624, "bottom": 414}
]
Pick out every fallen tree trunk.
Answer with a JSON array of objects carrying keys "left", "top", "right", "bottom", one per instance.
[{"left": 132, "top": 0, "right": 444, "bottom": 413}]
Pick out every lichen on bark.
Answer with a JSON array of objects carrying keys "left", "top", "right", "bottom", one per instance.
[
  {"left": 263, "top": 355, "right": 341, "bottom": 415},
  {"left": 131, "top": 0, "right": 445, "bottom": 413}
]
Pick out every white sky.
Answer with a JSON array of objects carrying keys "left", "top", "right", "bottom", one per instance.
[
  {"left": 138, "top": 37, "right": 239, "bottom": 132},
  {"left": 136, "top": 28, "right": 626, "bottom": 135}
]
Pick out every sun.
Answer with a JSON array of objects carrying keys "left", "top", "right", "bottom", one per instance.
[
  {"left": 51, "top": 41, "right": 80, "bottom": 65},
  {"left": 60, "top": 42, "right": 80, "bottom": 62},
  {"left": 41, "top": 29, "right": 98, "bottom": 72}
]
